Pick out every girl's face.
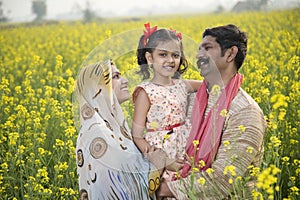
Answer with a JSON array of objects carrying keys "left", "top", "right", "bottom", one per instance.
[
  {"left": 111, "top": 65, "right": 130, "bottom": 104},
  {"left": 146, "top": 41, "right": 181, "bottom": 79}
]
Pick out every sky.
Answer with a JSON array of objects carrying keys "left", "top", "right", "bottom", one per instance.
[
  {"left": 1, "top": 0, "right": 239, "bottom": 22},
  {"left": 1, "top": 0, "right": 299, "bottom": 22}
]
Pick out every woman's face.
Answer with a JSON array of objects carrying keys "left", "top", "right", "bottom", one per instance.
[{"left": 111, "top": 65, "right": 130, "bottom": 104}]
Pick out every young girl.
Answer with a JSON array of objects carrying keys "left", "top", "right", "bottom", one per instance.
[{"left": 132, "top": 23, "right": 201, "bottom": 183}]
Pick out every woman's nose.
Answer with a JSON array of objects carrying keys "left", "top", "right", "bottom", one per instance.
[{"left": 122, "top": 77, "right": 128, "bottom": 84}]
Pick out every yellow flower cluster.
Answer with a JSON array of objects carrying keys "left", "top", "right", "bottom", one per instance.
[{"left": 255, "top": 165, "right": 281, "bottom": 199}]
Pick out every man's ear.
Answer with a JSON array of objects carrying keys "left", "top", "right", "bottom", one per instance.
[
  {"left": 226, "top": 46, "right": 238, "bottom": 63},
  {"left": 145, "top": 52, "right": 153, "bottom": 64}
]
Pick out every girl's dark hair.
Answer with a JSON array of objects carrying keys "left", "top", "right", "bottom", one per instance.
[
  {"left": 136, "top": 29, "right": 188, "bottom": 80},
  {"left": 202, "top": 24, "right": 248, "bottom": 71}
]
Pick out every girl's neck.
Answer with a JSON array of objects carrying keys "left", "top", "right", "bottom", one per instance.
[{"left": 150, "top": 77, "right": 174, "bottom": 86}]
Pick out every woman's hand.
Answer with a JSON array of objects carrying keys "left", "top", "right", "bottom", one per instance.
[{"left": 144, "top": 146, "right": 167, "bottom": 174}]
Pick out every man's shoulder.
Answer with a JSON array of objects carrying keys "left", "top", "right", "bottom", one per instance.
[
  {"left": 230, "top": 88, "right": 263, "bottom": 113},
  {"left": 227, "top": 88, "right": 267, "bottom": 134}
]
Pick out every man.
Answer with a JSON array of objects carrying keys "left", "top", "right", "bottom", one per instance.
[{"left": 156, "top": 24, "right": 267, "bottom": 199}]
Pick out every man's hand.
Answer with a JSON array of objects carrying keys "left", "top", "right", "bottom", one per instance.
[{"left": 156, "top": 181, "right": 174, "bottom": 198}]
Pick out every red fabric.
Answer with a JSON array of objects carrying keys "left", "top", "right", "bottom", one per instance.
[
  {"left": 143, "top": 22, "right": 158, "bottom": 47},
  {"left": 147, "top": 121, "right": 185, "bottom": 132},
  {"left": 181, "top": 73, "right": 243, "bottom": 178}
]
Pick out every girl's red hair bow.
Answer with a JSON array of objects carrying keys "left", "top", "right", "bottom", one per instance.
[
  {"left": 143, "top": 22, "right": 158, "bottom": 47},
  {"left": 170, "top": 28, "right": 182, "bottom": 40}
]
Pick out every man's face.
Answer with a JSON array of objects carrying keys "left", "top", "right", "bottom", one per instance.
[
  {"left": 196, "top": 36, "right": 227, "bottom": 78},
  {"left": 111, "top": 65, "right": 130, "bottom": 104}
]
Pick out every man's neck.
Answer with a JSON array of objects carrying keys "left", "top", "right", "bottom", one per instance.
[
  {"left": 222, "top": 71, "right": 237, "bottom": 85},
  {"left": 206, "top": 70, "right": 237, "bottom": 92}
]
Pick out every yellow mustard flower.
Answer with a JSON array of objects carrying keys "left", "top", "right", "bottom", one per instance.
[
  {"left": 193, "top": 140, "right": 199, "bottom": 147},
  {"left": 150, "top": 121, "right": 159, "bottom": 129},
  {"left": 198, "top": 160, "right": 206, "bottom": 168},
  {"left": 223, "top": 140, "right": 230, "bottom": 147},
  {"left": 224, "top": 165, "right": 236, "bottom": 176},
  {"left": 192, "top": 167, "right": 199, "bottom": 172},
  {"left": 197, "top": 177, "right": 206, "bottom": 186},
  {"left": 163, "top": 134, "right": 171, "bottom": 140},
  {"left": 251, "top": 190, "right": 263, "bottom": 200},
  {"left": 246, "top": 146, "right": 253, "bottom": 154},
  {"left": 220, "top": 109, "right": 228, "bottom": 117},
  {"left": 55, "top": 139, "right": 65, "bottom": 148},
  {"left": 211, "top": 84, "right": 221, "bottom": 96},
  {"left": 238, "top": 125, "right": 246, "bottom": 133},
  {"left": 206, "top": 168, "right": 215, "bottom": 175},
  {"left": 289, "top": 186, "right": 299, "bottom": 195},
  {"left": 269, "top": 136, "right": 281, "bottom": 148}
]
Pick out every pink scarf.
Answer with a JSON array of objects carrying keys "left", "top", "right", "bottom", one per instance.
[{"left": 181, "top": 73, "right": 243, "bottom": 178}]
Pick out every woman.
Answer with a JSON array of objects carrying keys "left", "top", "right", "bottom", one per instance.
[{"left": 75, "top": 60, "right": 164, "bottom": 200}]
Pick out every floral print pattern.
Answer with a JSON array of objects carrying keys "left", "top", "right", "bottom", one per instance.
[{"left": 135, "top": 79, "right": 192, "bottom": 181}]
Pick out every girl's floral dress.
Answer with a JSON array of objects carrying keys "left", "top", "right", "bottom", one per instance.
[{"left": 133, "top": 79, "right": 192, "bottom": 181}]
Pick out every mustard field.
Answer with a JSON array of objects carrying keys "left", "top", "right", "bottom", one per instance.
[{"left": 0, "top": 8, "right": 299, "bottom": 199}]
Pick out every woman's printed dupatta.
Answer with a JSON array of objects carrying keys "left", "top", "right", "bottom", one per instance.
[{"left": 75, "top": 60, "right": 153, "bottom": 199}]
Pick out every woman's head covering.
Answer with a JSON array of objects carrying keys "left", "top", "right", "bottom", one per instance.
[{"left": 75, "top": 60, "right": 156, "bottom": 199}]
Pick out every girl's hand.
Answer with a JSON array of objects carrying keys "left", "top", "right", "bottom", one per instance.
[{"left": 165, "top": 158, "right": 185, "bottom": 172}]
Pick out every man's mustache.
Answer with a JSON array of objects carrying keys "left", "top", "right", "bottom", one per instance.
[{"left": 197, "top": 57, "right": 209, "bottom": 68}]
